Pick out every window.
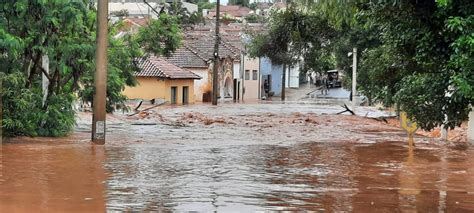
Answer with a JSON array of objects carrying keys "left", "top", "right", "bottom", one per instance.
[
  {"left": 252, "top": 70, "right": 258, "bottom": 80},
  {"left": 245, "top": 70, "right": 250, "bottom": 80}
]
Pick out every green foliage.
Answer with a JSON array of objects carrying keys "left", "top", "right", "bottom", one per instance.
[
  {"left": 1, "top": 0, "right": 93, "bottom": 137},
  {"left": 197, "top": 1, "right": 216, "bottom": 12},
  {"left": 251, "top": 0, "right": 473, "bottom": 131},
  {"left": 249, "top": 8, "right": 336, "bottom": 66},
  {"left": 249, "top": 2, "right": 257, "bottom": 10},
  {"left": 244, "top": 14, "right": 265, "bottom": 23},
  {"left": 356, "top": 0, "right": 474, "bottom": 130},
  {"left": 445, "top": 15, "right": 474, "bottom": 100},
  {"left": 78, "top": 24, "right": 143, "bottom": 113},
  {"left": 110, "top": 9, "right": 129, "bottom": 18},
  {"left": 303, "top": 46, "right": 334, "bottom": 75},
  {"left": 0, "top": 1, "right": 182, "bottom": 137},
  {"left": 136, "top": 14, "right": 182, "bottom": 57},
  {"left": 167, "top": 1, "right": 205, "bottom": 26}
]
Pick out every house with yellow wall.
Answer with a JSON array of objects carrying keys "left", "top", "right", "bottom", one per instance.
[{"left": 123, "top": 56, "right": 201, "bottom": 105}]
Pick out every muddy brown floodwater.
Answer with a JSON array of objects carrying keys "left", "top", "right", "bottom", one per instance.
[{"left": 1, "top": 103, "right": 474, "bottom": 212}]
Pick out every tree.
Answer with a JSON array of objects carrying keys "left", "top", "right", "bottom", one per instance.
[
  {"left": 358, "top": 0, "right": 474, "bottom": 130},
  {"left": 249, "top": 7, "right": 337, "bottom": 99},
  {"left": 244, "top": 14, "right": 265, "bottom": 23},
  {"left": 0, "top": 1, "right": 182, "bottom": 137},
  {"left": 135, "top": 14, "right": 182, "bottom": 57},
  {"left": 1, "top": 0, "right": 94, "bottom": 136},
  {"left": 250, "top": 0, "right": 474, "bottom": 131},
  {"left": 197, "top": 1, "right": 216, "bottom": 12},
  {"left": 166, "top": 1, "right": 205, "bottom": 26}
]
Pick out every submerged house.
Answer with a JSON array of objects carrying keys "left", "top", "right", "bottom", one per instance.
[{"left": 123, "top": 56, "right": 201, "bottom": 105}]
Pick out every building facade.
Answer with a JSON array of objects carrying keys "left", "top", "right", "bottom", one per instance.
[{"left": 123, "top": 56, "right": 201, "bottom": 105}]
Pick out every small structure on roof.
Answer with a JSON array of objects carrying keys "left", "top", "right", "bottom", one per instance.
[{"left": 123, "top": 55, "right": 201, "bottom": 105}]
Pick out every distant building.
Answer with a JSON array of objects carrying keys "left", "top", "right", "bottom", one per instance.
[
  {"left": 108, "top": 0, "right": 198, "bottom": 20},
  {"left": 260, "top": 57, "right": 284, "bottom": 97},
  {"left": 207, "top": 5, "right": 253, "bottom": 21},
  {"left": 165, "top": 33, "right": 241, "bottom": 102},
  {"left": 123, "top": 56, "right": 201, "bottom": 105},
  {"left": 242, "top": 55, "right": 260, "bottom": 100},
  {"left": 165, "top": 44, "right": 212, "bottom": 102}
]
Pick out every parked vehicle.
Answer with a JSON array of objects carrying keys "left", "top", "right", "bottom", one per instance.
[{"left": 326, "top": 70, "right": 342, "bottom": 88}]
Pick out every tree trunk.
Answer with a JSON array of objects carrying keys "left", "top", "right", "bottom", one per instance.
[{"left": 281, "top": 64, "right": 286, "bottom": 101}]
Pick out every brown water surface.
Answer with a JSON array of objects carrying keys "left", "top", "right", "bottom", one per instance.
[{"left": 1, "top": 104, "right": 473, "bottom": 212}]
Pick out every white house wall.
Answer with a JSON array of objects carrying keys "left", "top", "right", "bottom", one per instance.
[
  {"left": 233, "top": 62, "right": 240, "bottom": 79},
  {"left": 286, "top": 63, "right": 300, "bottom": 88}
]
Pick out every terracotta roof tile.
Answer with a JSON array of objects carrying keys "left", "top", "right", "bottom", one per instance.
[
  {"left": 166, "top": 46, "right": 210, "bottom": 68},
  {"left": 135, "top": 56, "right": 201, "bottom": 79},
  {"left": 184, "top": 36, "right": 240, "bottom": 60},
  {"left": 208, "top": 6, "right": 252, "bottom": 18}
]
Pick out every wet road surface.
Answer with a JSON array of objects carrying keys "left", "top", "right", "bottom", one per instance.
[{"left": 1, "top": 103, "right": 473, "bottom": 212}]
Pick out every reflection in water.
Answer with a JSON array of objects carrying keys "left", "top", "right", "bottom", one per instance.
[
  {"left": 0, "top": 143, "right": 106, "bottom": 212},
  {"left": 1, "top": 139, "right": 474, "bottom": 211},
  {"left": 398, "top": 137, "right": 421, "bottom": 211},
  {"left": 102, "top": 141, "right": 474, "bottom": 211}
]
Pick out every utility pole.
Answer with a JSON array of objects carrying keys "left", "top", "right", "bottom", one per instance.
[
  {"left": 92, "top": 0, "right": 108, "bottom": 145},
  {"left": 351, "top": 48, "right": 357, "bottom": 114},
  {"left": 468, "top": 107, "right": 474, "bottom": 144},
  {"left": 1, "top": 79, "right": 2, "bottom": 144},
  {"left": 212, "top": 0, "right": 220, "bottom": 105}
]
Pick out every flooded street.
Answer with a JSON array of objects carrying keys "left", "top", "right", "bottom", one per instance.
[{"left": 1, "top": 103, "right": 474, "bottom": 212}]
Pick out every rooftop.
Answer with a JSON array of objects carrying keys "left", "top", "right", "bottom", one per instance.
[
  {"left": 135, "top": 56, "right": 201, "bottom": 79},
  {"left": 208, "top": 5, "right": 252, "bottom": 18},
  {"left": 166, "top": 45, "right": 210, "bottom": 69}
]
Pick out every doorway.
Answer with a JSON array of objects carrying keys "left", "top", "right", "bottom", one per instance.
[
  {"left": 171, "top": 86, "right": 177, "bottom": 104},
  {"left": 233, "top": 79, "right": 237, "bottom": 102},
  {"left": 182, "top": 86, "right": 189, "bottom": 105}
]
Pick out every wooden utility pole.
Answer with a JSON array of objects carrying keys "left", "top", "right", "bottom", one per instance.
[
  {"left": 92, "top": 0, "right": 108, "bottom": 145},
  {"left": 212, "top": 0, "right": 220, "bottom": 105}
]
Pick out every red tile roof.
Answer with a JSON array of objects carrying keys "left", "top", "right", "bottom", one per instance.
[
  {"left": 208, "top": 5, "right": 252, "bottom": 18},
  {"left": 166, "top": 45, "right": 210, "bottom": 68},
  {"left": 135, "top": 56, "right": 201, "bottom": 79}
]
